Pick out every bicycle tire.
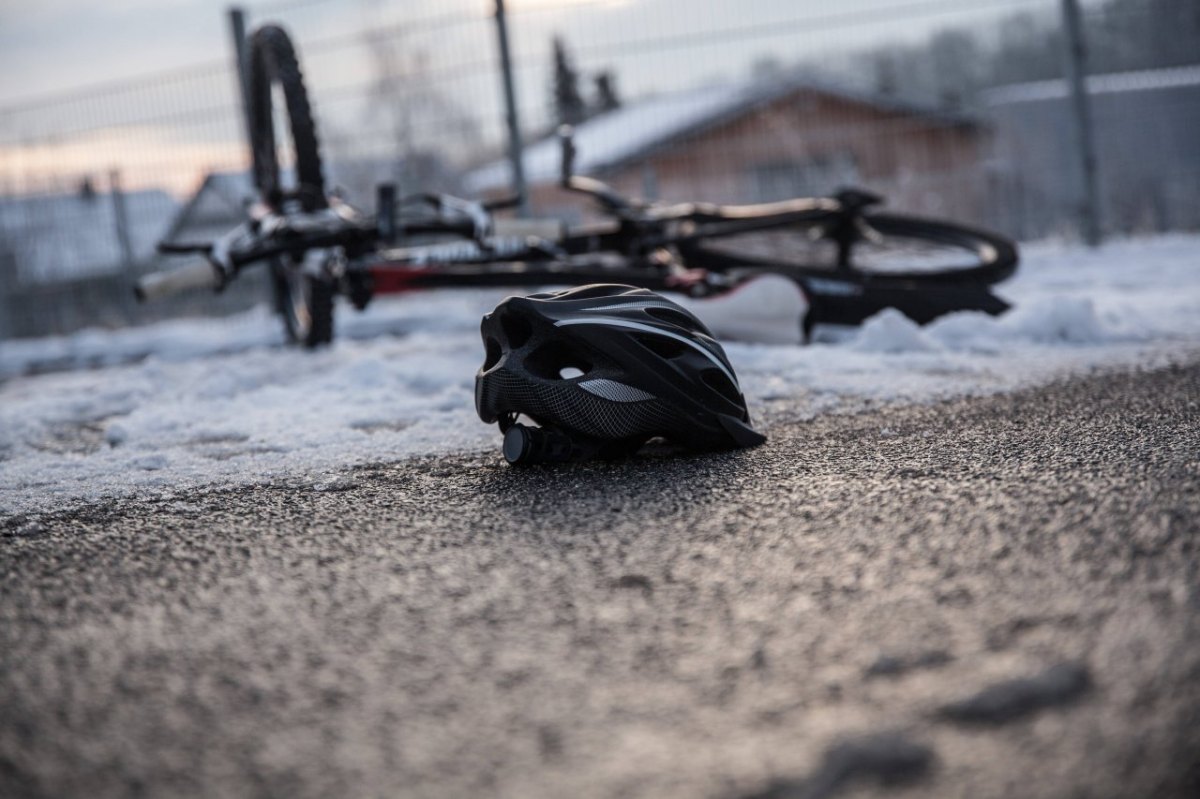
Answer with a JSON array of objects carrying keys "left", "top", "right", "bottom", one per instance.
[
  {"left": 271, "top": 265, "right": 334, "bottom": 348},
  {"left": 246, "top": 24, "right": 334, "bottom": 346},
  {"left": 679, "top": 209, "right": 1018, "bottom": 286}
]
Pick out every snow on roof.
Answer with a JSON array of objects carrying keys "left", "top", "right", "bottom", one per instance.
[
  {"left": 984, "top": 64, "right": 1200, "bottom": 106},
  {"left": 202, "top": 171, "right": 254, "bottom": 208},
  {"left": 0, "top": 188, "right": 179, "bottom": 283},
  {"left": 465, "top": 80, "right": 766, "bottom": 194},
  {"left": 165, "top": 170, "right": 254, "bottom": 239}
]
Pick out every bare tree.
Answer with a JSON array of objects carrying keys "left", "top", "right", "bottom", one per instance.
[
  {"left": 333, "top": 13, "right": 482, "bottom": 197},
  {"left": 929, "top": 30, "right": 981, "bottom": 108}
]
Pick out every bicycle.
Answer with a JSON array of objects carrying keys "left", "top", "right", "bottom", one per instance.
[{"left": 138, "top": 24, "right": 1018, "bottom": 347}]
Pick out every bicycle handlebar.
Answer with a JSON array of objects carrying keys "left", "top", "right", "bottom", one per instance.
[{"left": 141, "top": 144, "right": 880, "bottom": 307}]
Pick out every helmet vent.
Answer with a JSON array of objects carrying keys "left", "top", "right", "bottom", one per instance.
[
  {"left": 644, "top": 306, "right": 696, "bottom": 329},
  {"left": 500, "top": 312, "right": 532, "bottom": 348},
  {"left": 526, "top": 340, "right": 592, "bottom": 380},
  {"left": 636, "top": 334, "right": 687, "bottom": 359},
  {"left": 701, "top": 368, "right": 741, "bottom": 404},
  {"left": 483, "top": 337, "right": 503, "bottom": 371}
]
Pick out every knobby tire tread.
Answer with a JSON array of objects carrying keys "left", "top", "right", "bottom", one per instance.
[
  {"left": 248, "top": 25, "right": 325, "bottom": 212},
  {"left": 247, "top": 24, "right": 333, "bottom": 347}
]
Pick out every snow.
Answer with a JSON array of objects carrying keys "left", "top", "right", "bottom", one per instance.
[
  {"left": 851, "top": 309, "right": 938, "bottom": 354},
  {"left": 1, "top": 234, "right": 1198, "bottom": 516}
]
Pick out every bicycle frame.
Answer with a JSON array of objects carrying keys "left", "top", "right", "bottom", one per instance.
[{"left": 140, "top": 35, "right": 1018, "bottom": 346}]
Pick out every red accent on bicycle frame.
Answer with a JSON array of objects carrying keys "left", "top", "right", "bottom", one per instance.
[{"left": 367, "top": 264, "right": 439, "bottom": 294}]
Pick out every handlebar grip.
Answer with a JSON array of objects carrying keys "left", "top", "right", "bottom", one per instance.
[{"left": 134, "top": 260, "right": 222, "bottom": 302}]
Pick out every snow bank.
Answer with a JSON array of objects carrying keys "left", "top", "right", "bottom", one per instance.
[
  {"left": 853, "top": 309, "right": 938, "bottom": 353},
  {"left": 1, "top": 234, "right": 1197, "bottom": 516}
]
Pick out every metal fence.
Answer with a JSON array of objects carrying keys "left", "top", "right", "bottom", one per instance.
[{"left": 1, "top": 0, "right": 1197, "bottom": 341}]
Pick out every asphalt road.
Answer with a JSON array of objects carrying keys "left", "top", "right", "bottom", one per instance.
[{"left": 2, "top": 361, "right": 1199, "bottom": 798}]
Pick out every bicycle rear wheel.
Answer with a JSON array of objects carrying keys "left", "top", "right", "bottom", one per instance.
[
  {"left": 246, "top": 24, "right": 334, "bottom": 347},
  {"left": 683, "top": 211, "right": 1018, "bottom": 286}
]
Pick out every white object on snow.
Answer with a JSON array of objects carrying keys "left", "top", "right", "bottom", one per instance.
[{"left": 679, "top": 274, "right": 809, "bottom": 346}]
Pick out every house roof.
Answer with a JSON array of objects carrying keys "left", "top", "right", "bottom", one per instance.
[
  {"left": 983, "top": 64, "right": 1200, "bottom": 105},
  {"left": 464, "top": 74, "right": 977, "bottom": 194},
  {"left": 0, "top": 187, "right": 179, "bottom": 283}
]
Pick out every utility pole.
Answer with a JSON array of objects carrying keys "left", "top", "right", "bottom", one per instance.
[
  {"left": 1060, "top": 0, "right": 1102, "bottom": 246},
  {"left": 493, "top": 0, "right": 529, "bottom": 217}
]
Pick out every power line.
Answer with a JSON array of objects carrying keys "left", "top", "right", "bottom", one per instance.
[{"left": 0, "top": 60, "right": 231, "bottom": 116}]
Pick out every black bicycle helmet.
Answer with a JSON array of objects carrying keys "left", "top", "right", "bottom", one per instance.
[{"left": 475, "top": 284, "right": 766, "bottom": 464}]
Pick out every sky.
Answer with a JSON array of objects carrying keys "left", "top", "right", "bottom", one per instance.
[
  {"left": 0, "top": 0, "right": 1078, "bottom": 105},
  {"left": 0, "top": 0, "right": 1071, "bottom": 196}
]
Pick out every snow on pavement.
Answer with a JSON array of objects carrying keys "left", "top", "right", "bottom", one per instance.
[{"left": 1, "top": 234, "right": 1197, "bottom": 516}]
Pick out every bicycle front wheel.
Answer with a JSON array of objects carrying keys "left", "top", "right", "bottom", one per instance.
[{"left": 246, "top": 24, "right": 334, "bottom": 347}]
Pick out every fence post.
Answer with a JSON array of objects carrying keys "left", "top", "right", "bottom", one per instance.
[
  {"left": 493, "top": 0, "right": 529, "bottom": 217},
  {"left": 1060, "top": 0, "right": 1102, "bottom": 246},
  {"left": 110, "top": 169, "right": 135, "bottom": 272},
  {"left": 0, "top": 251, "right": 14, "bottom": 340},
  {"left": 109, "top": 169, "right": 142, "bottom": 324},
  {"left": 228, "top": 7, "right": 254, "bottom": 159}
]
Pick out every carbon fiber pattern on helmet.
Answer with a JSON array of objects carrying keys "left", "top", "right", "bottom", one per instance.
[
  {"left": 477, "top": 369, "right": 717, "bottom": 444},
  {"left": 578, "top": 379, "right": 655, "bottom": 403}
]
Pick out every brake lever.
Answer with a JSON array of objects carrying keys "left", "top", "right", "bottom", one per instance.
[
  {"left": 209, "top": 223, "right": 255, "bottom": 280},
  {"left": 438, "top": 194, "right": 493, "bottom": 241}
]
